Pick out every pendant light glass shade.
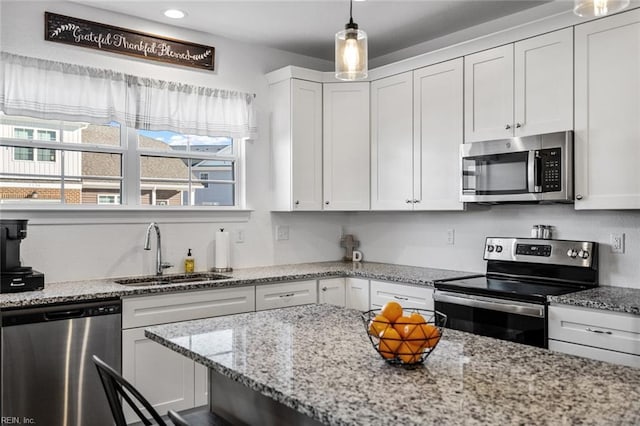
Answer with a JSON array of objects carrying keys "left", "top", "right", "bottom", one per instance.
[
  {"left": 573, "top": 0, "right": 629, "bottom": 17},
  {"left": 335, "top": 1, "right": 368, "bottom": 81}
]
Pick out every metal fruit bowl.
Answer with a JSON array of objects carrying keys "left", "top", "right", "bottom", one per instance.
[{"left": 361, "top": 308, "right": 446, "bottom": 367}]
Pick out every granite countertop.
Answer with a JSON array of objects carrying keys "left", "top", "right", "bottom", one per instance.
[
  {"left": 145, "top": 304, "right": 640, "bottom": 426},
  {"left": 0, "top": 261, "right": 475, "bottom": 309},
  {"left": 548, "top": 286, "right": 640, "bottom": 315}
]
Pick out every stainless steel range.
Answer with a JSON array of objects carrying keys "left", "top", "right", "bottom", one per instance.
[{"left": 433, "top": 237, "right": 598, "bottom": 348}]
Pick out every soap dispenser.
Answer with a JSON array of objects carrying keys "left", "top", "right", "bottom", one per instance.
[{"left": 184, "top": 249, "right": 195, "bottom": 273}]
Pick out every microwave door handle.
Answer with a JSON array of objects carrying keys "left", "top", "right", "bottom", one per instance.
[{"left": 528, "top": 151, "right": 542, "bottom": 193}]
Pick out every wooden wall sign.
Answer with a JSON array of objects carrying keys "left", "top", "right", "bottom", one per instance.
[{"left": 45, "top": 12, "right": 215, "bottom": 71}]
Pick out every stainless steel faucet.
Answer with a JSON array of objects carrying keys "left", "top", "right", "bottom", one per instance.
[{"left": 144, "top": 222, "right": 172, "bottom": 276}]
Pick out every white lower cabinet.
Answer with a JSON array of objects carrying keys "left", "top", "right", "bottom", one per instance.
[
  {"left": 369, "top": 280, "right": 434, "bottom": 311},
  {"left": 346, "top": 278, "right": 370, "bottom": 311},
  {"left": 121, "top": 286, "right": 255, "bottom": 422},
  {"left": 318, "top": 278, "right": 346, "bottom": 306},
  {"left": 256, "top": 280, "right": 318, "bottom": 311},
  {"left": 548, "top": 304, "right": 640, "bottom": 368}
]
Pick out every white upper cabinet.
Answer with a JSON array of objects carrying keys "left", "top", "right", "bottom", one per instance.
[
  {"left": 370, "top": 71, "right": 414, "bottom": 210},
  {"left": 464, "top": 28, "right": 573, "bottom": 142},
  {"left": 574, "top": 9, "right": 640, "bottom": 210},
  {"left": 464, "top": 44, "right": 514, "bottom": 142},
  {"left": 323, "top": 82, "right": 370, "bottom": 210},
  {"left": 413, "top": 58, "right": 464, "bottom": 211},
  {"left": 514, "top": 28, "right": 573, "bottom": 137},
  {"left": 270, "top": 79, "right": 323, "bottom": 211},
  {"left": 370, "top": 60, "right": 464, "bottom": 211}
]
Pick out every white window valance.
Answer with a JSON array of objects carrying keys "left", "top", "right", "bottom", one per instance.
[{"left": 0, "top": 52, "right": 257, "bottom": 138}]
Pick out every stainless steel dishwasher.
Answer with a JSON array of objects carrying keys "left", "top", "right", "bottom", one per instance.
[{"left": 1, "top": 299, "right": 121, "bottom": 426}]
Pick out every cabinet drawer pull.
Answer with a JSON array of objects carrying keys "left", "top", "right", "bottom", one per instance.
[
  {"left": 321, "top": 286, "right": 328, "bottom": 292},
  {"left": 585, "top": 327, "right": 612, "bottom": 335},
  {"left": 576, "top": 195, "right": 583, "bottom": 200},
  {"left": 279, "top": 293, "right": 295, "bottom": 298},
  {"left": 393, "top": 295, "right": 409, "bottom": 301}
]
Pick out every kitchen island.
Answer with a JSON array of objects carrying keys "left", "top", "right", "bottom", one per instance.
[{"left": 145, "top": 304, "right": 640, "bottom": 425}]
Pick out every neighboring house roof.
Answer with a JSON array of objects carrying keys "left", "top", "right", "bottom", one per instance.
[{"left": 81, "top": 124, "right": 198, "bottom": 185}]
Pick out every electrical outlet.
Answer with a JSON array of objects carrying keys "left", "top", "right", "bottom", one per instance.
[
  {"left": 236, "top": 229, "right": 245, "bottom": 244},
  {"left": 276, "top": 225, "right": 290, "bottom": 241},
  {"left": 611, "top": 233, "right": 625, "bottom": 254},
  {"left": 446, "top": 229, "right": 455, "bottom": 245}
]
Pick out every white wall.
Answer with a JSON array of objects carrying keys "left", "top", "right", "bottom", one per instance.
[
  {"left": 345, "top": 205, "right": 640, "bottom": 288},
  {"left": 0, "top": 1, "right": 346, "bottom": 282}
]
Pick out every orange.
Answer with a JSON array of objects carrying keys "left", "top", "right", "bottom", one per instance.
[
  {"left": 380, "top": 301, "right": 403, "bottom": 323},
  {"left": 397, "top": 341, "right": 422, "bottom": 364},
  {"left": 409, "top": 312, "right": 426, "bottom": 323},
  {"left": 392, "top": 315, "right": 415, "bottom": 338},
  {"left": 368, "top": 315, "right": 390, "bottom": 337},
  {"left": 422, "top": 324, "right": 441, "bottom": 348},
  {"left": 378, "top": 327, "right": 402, "bottom": 359}
]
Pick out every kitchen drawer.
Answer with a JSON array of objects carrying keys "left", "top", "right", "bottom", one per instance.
[
  {"left": 122, "top": 286, "right": 256, "bottom": 329},
  {"left": 370, "top": 280, "right": 434, "bottom": 310},
  {"left": 549, "top": 339, "right": 640, "bottom": 369},
  {"left": 548, "top": 305, "right": 640, "bottom": 357},
  {"left": 256, "top": 280, "right": 317, "bottom": 311}
]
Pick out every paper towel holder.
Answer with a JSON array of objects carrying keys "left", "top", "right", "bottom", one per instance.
[{"left": 211, "top": 228, "right": 233, "bottom": 273}]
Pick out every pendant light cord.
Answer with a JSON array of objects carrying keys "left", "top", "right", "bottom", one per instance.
[{"left": 349, "top": 0, "right": 354, "bottom": 26}]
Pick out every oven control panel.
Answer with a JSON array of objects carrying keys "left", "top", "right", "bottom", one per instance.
[{"left": 484, "top": 237, "right": 596, "bottom": 267}]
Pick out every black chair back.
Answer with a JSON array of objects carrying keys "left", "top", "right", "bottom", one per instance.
[{"left": 92, "top": 355, "right": 168, "bottom": 426}]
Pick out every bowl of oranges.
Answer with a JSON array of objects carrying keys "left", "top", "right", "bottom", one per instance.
[{"left": 362, "top": 301, "right": 446, "bottom": 367}]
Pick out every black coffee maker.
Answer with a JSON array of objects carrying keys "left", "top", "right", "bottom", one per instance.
[{"left": 1, "top": 219, "right": 44, "bottom": 293}]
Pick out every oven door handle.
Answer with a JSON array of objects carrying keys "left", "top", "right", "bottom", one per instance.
[{"left": 433, "top": 291, "right": 545, "bottom": 318}]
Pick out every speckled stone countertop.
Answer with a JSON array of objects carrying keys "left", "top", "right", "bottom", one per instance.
[
  {"left": 0, "top": 261, "right": 475, "bottom": 309},
  {"left": 145, "top": 304, "right": 640, "bottom": 426},
  {"left": 549, "top": 286, "right": 640, "bottom": 315}
]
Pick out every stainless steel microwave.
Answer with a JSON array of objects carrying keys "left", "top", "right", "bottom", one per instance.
[{"left": 460, "top": 131, "right": 573, "bottom": 203}]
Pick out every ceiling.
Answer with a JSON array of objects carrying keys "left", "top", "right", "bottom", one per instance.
[{"left": 71, "top": 1, "right": 557, "bottom": 62}]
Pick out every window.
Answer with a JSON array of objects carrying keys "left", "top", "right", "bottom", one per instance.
[
  {"left": 0, "top": 114, "right": 243, "bottom": 208},
  {"left": 97, "top": 194, "right": 121, "bottom": 205},
  {"left": 14, "top": 147, "right": 34, "bottom": 161},
  {"left": 138, "top": 130, "right": 238, "bottom": 207},
  {"left": 1, "top": 115, "right": 123, "bottom": 205},
  {"left": 200, "top": 172, "right": 209, "bottom": 188}
]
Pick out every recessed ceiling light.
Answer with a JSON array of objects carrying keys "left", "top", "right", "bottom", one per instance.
[{"left": 164, "top": 9, "right": 186, "bottom": 19}]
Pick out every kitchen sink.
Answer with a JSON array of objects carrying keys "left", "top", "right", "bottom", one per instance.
[{"left": 115, "top": 273, "right": 231, "bottom": 286}]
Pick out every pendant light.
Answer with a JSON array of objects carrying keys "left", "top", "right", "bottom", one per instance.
[
  {"left": 573, "top": 0, "right": 629, "bottom": 17},
  {"left": 335, "top": 0, "right": 368, "bottom": 81}
]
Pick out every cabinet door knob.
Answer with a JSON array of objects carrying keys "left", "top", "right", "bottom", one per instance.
[
  {"left": 325, "top": 201, "right": 330, "bottom": 205},
  {"left": 413, "top": 199, "right": 420, "bottom": 204},
  {"left": 294, "top": 200, "right": 300, "bottom": 206},
  {"left": 405, "top": 199, "right": 412, "bottom": 204},
  {"left": 321, "top": 286, "right": 328, "bottom": 292},
  {"left": 576, "top": 195, "right": 583, "bottom": 200},
  {"left": 505, "top": 124, "right": 511, "bottom": 130},
  {"left": 515, "top": 122, "right": 522, "bottom": 128}
]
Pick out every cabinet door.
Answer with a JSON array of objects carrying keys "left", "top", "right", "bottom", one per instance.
[
  {"left": 346, "top": 277, "right": 370, "bottom": 311},
  {"left": 291, "top": 79, "right": 323, "bottom": 210},
  {"left": 413, "top": 58, "right": 464, "bottom": 211},
  {"left": 318, "top": 278, "right": 346, "bottom": 306},
  {"left": 323, "top": 82, "right": 370, "bottom": 210},
  {"left": 464, "top": 44, "right": 514, "bottom": 142},
  {"left": 256, "top": 280, "right": 318, "bottom": 310},
  {"left": 514, "top": 28, "right": 573, "bottom": 137},
  {"left": 270, "top": 79, "right": 322, "bottom": 211},
  {"left": 370, "top": 72, "right": 414, "bottom": 210},
  {"left": 370, "top": 280, "right": 434, "bottom": 311},
  {"left": 122, "top": 328, "right": 195, "bottom": 422},
  {"left": 574, "top": 9, "right": 640, "bottom": 209}
]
